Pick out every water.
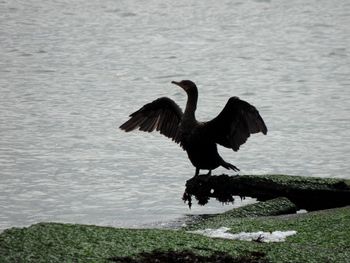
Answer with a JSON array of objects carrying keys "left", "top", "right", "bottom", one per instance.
[{"left": 1, "top": 0, "right": 349, "bottom": 231}]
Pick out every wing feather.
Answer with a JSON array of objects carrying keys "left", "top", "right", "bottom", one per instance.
[
  {"left": 120, "top": 97, "right": 183, "bottom": 143},
  {"left": 147, "top": 114, "right": 160, "bottom": 132},
  {"left": 204, "top": 96, "right": 267, "bottom": 151}
]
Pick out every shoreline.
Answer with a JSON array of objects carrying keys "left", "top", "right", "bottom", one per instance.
[{"left": 1, "top": 174, "right": 350, "bottom": 262}]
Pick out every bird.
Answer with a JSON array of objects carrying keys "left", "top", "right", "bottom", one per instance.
[{"left": 120, "top": 80, "right": 267, "bottom": 177}]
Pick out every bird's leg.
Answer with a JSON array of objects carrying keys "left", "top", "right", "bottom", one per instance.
[
  {"left": 195, "top": 168, "right": 200, "bottom": 177},
  {"left": 207, "top": 170, "right": 212, "bottom": 176}
]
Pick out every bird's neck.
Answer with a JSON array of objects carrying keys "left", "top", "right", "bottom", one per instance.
[{"left": 184, "top": 89, "right": 198, "bottom": 120}]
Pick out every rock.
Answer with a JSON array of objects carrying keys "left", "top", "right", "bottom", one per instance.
[{"left": 183, "top": 174, "right": 350, "bottom": 210}]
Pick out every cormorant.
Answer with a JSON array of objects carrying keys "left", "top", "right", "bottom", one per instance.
[{"left": 120, "top": 80, "right": 267, "bottom": 176}]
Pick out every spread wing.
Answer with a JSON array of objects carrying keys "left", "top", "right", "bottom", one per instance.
[
  {"left": 119, "top": 97, "right": 183, "bottom": 144},
  {"left": 203, "top": 96, "right": 267, "bottom": 151}
]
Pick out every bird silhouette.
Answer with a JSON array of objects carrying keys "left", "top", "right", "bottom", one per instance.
[{"left": 120, "top": 80, "right": 267, "bottom": 176}]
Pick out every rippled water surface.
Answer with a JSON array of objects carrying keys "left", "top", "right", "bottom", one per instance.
[{"left": 1, "top": 0, "right": 349, "bottom": 230}]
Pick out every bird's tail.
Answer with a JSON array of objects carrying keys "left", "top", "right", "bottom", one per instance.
[{"left": 221, "top": 161, "right": 240, "bottom": 172}]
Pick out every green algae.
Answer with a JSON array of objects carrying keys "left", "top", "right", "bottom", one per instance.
[
  {"left": 0, "top": 223, "right": 264, "bottom": 263},
  {"left": 184, "top": 197, "right": 297, "bottom": 230},
  {"left": 269, "top": 174, "right": 346, "bottom": 183},
  {"left": 186, "top": 199, "right": 350, "bottom": 262},
  {"left": 1, "top": 203, "right": 349, "bottom": 262},
  {"left": 225, "top": 207, "right": 350, "bottom": 263},
  {"left": 242, "top": 174, "right": 350, "bottom": 191}
]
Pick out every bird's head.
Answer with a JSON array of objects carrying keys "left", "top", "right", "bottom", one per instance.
[{"left": 171, "top": 80, "right": 198, "bottom": 95}]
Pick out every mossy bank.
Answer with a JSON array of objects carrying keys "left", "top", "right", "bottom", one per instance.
[{"left": 1, "top": 200, "right": 349, "bottom": 262}]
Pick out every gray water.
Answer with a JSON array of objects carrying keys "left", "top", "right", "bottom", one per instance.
[{"left": 1, "top": 0, "right": 349, "bottom": 231}]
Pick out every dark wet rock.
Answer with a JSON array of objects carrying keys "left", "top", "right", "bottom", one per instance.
[{"left": 184, "top": 174, "right": 350, "bottom": 210}]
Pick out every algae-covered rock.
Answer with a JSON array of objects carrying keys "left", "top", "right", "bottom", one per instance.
[
  {"left": 1, "top": 206, "right": 350, "bottom": 262},
  {"left": 184, "top": 174, "right": 350, "bottom": 210},
  {"left": 185, "top": 197, "right": 297, "bottom": 230}
]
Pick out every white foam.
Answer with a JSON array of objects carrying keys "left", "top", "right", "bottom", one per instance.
[
  {"left": 189, "top": 227, "right": 297, "bottom": 242},
  {"left": 297, "top": 209, "right": 308, "bottom": 214}
]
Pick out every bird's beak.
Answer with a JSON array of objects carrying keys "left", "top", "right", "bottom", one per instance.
[{"left": 171, "top": 81, "right": 184, "bottom": 90}]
